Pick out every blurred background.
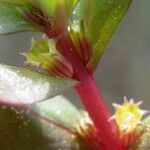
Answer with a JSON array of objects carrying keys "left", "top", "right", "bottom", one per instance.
[{"left": 0, "top": 0, "right": 149, "bottom": 111}]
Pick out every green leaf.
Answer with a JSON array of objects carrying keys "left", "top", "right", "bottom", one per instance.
[
  {"left": 30, "top": 96, "right": 90, "bottom": 149},
  {"left": 0, "top": 0, "right": 27, "bottom": 5},
  {"left": 37, "top": 0, "right": 78, "bottom": 18},
  {"left": 0, "top": 4, "right": 41, "bottom": 35},
  {"left": 73, "top": 0, "right": 132, "bottom": 70},
  {"left": 31, "top": 95, "right": 83, "bottom": 129},
  {"left": 0, "top": 0, "right": 38, "bottom": 7},
  {"left": 66, "top": 0, "right": 78, "bottom": 16},
  {"left": 0, "top": 96, "right": 90, "bottom": 149},
  {"left": 0, "top": 64, "right": 76, "bottom": 105}
]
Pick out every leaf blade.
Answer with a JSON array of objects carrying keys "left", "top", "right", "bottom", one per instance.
[
  {"left": 0, "top": 4, "right": 41, "bottom": 35},
  {"left": 0, "top": 64, "right": 76, "bottom": 105},
  {"left": 74, "top": 0, "right": 132, "bottom": 70},
  {"left": 0, "top": 96, "right": 90, "bottom": 150},
  {"left": 0, "top": 0, "right": 27, "bottom": 5},
  {"left": 37, "top": 0, "right": 78, "bottom": 17},
  {"left": 31, "top": 95, "right": 83, "bottom": 129}
]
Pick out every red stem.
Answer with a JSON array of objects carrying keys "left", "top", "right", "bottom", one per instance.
[
  {"left": 46, "top": 31, "right": 122, "bottom": 149},
  {"left": 75, "top": 75, "right": 121, "bottom": 150}
]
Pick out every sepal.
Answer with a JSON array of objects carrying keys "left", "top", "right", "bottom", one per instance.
[{"left": 24, "top": 38, "right": 73, "bottom": 78}]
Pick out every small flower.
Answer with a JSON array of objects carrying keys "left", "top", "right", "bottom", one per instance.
[
  {"left": 113, "top": 97, "right": 145, "bottom": 133},
  {"left": 110, "top": 97, "right": 148, "bottom": 147},
  {"left": 23, "top": 38, "right": 73, "bottom": 78},
  {"left": 76, "top": 111, "right": 94, "bottom": 138},
  {"left": 75, "top": 111, "right": 100, "bottom": 149}
]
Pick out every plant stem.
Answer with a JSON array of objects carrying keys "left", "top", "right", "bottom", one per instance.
[
  {"left": 46, "top": 31, "right": 121, "bottom": 149},
  {"left": 75, "top": 74, "right": 119, "bottom": 150}
]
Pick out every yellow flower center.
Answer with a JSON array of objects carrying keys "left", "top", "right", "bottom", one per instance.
[{"left": 114, "top": 97, "right": 144, "bottom": 133}]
